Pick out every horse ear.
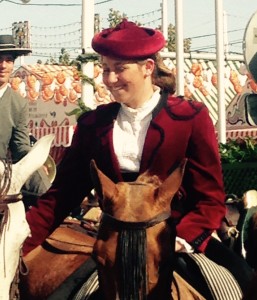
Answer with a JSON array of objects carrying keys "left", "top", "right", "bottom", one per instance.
[
  {"left": 90, "top": 160, "right": 117, "bottom": 200},
  {"left": 158, "top": 159, "right": 187, "bottom": 202},
  {"left": 10, "top": 134, "right": 55, "bottom": 194}
]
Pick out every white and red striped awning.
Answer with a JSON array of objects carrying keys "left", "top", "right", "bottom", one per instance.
[
  {"left": 30, "top": 125, "right": 75, "bottom": 147},
  {"left": 216, "top": 128, "right": 257, "bottom": 140},
  {"left": 31, "top": 125, "right": 257, "bottom": 147}
]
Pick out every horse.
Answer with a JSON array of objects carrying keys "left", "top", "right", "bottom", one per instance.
[
  {"left": 20, "top": 159, "right": 206, "bottom": 300},
  {"left": 218, "top": 190, "right": 257, "bottom": 268},
  {"left": 215, "top": 190, "right": 257, "bottom": 300},
  {"left": 238, "top": 189, "right": 257, "bottom": 300},
  {"left": 240, "top": 190, "right": 257, "bottom": 268},
  {"left": 90, "top": 159, "right": 205, "bottom": 300},
  {"left": 0, "top": 134, "right": 54, "bottom": 300}
]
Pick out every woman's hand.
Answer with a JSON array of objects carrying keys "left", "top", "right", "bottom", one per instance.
[
  {"left": 175, "top": 241, "right": 184, "bottom": 252},
  {"left": 175, "top": 237, "right": 194, "bottom": 253}
]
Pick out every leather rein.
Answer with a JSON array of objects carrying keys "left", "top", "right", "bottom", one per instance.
[
  {"left": 0, "top": 193, "right": 23, "bottom": 217},
  {"left": 0, "top": 193, "right": 23, "bottom": 204},
  {"left": 0, "top": 158, "right": 23, "bottom": 216}
]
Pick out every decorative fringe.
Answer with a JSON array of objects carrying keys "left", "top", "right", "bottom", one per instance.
[{"left": 117, "top": 228, "right": 148, "bottom": 300}]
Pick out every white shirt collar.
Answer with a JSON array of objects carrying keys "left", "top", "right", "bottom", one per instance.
[
  {"left": 0, "top": 84, "right": 9, "bottom": 98},
  {"left": 120, "top": 87, "right": 161, "bottom": 122},
  {"left": 113, "top": 87, "right": 161, "bottom": 172}
]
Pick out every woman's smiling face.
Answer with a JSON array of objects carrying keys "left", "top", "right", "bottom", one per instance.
[{"left": 101, "top": 56, "right": 155, "bottom": 108}]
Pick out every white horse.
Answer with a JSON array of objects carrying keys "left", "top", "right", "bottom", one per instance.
[{"left": 0, "top": 134, "right": 54, "bottom": 300}]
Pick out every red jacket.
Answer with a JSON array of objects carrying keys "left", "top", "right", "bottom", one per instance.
[{"left": 23, "top": 94, "right": 226, "bottom": 255}]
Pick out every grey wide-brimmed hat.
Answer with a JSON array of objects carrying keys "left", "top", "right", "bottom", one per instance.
[{"left": 0, "top": 34, "right": 32, "bottom": 56}]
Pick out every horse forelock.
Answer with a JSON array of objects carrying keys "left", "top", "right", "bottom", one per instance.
[
  {"left": 117, "top": 227, "right": 148, "bottom": 299},
  {"left": 136, "top": 173, "right": 162, "bottom": 187}
]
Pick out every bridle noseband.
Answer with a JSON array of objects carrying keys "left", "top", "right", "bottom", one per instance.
[{"left": 100, "top": 211, "right": 171, "bottom": 230}]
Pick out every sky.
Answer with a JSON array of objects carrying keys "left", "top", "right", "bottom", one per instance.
[{"left": 0, "top": 0, "right": 257, "bottom": 65}]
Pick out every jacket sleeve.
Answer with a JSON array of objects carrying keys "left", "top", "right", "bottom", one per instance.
[
  {"left": 175, "top": 105, "right": 226, "bottom": 252},
  {"left": 9, "top": 97, "right": 31, "bottom": 162}
]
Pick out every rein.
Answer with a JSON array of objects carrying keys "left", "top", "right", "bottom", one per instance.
[
  {"left": 100, "top": 211, "right": 172, "bottom": 300},
  {"left": 218, "top": 196, "right": 242, "bottom": 251},
  {"left": 0, "top": 193, "right": 23, "bottom": 222},
  {"left": 0, "top": 193, "right": 24, "bottom": 277},
  {"left": 0, "top": 159, "right": 26, "bottom": 300},
  {"left": 0, "top": 193, "right": 23, "bottom": 204}
]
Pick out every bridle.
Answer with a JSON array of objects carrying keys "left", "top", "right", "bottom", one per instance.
[
  {"left": 0, "top": 192, "right": 24, "bottom": 235},
  {"left": 0, "top": 158, "right": 24, "bottom": 232},
  {"left": 0, "top": 193, "right": 25, "bottom": 275},
  {"left": 0, "top": 159, "right": 27, "bottom": 300},
  {"left": 1, "top": 193, "right": 23, "bottom": 205},
  {"left": 100, "top": 211, "right": 171, "bottom": 230},
  {"left": 99, "top": 211, "right": 173, "bottom": 300},
  {"left": 218, "top": 195, "right": 242, "bottom": 250},
  {"left": 0, "top": 193, "right": 27, "bottom": 300}
]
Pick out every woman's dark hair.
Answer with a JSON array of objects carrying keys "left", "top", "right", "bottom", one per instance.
[{"left": 151, "top": 53, "right": 176, "bottom": 95}]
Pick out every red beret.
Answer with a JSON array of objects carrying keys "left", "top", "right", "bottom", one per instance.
[{"left": 92, "top": 19, "right": 165, "bottom": 59}]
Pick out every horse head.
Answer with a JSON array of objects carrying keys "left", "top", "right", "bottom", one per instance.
[
  {"left": 0, "top": 134, "right": 54, "bottom": 300},
  {"left": 90, "top": 159, "right": 186, "bottom": 300}
]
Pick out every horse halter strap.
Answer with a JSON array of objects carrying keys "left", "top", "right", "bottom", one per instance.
[
  {"left": 100, "top": 211, "right": 171, "bottom": 230},
  {"left": 0, "top": 193, "right": 23, "bottom": 229},
  {"left": 0, "top": 193, "right": 23, "bottom": 211},
  {"left": 0, "top": 193, "right": 23, "bottom": 204}
]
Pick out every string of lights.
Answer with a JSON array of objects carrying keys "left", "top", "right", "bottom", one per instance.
[
  {"left": 2, "top": 0, "right": 114, "bottom": 6},
  {"left": 31, "top": 22, "right": 81, "bottom": 31},
  {"left": 28, "top": 22, "right": 244, "bottom": 49},
  {"left": 22, "top": 8, "right": 164, "bottom": 61},
  {"left": 0, "top": 26, "right": 12, "bottom": 32},
  {"left": 191, "top": 39, "right": 244, "bottom": 53},
  {"left": 1, "top": 1, "right": 245, "bottom": 61}
]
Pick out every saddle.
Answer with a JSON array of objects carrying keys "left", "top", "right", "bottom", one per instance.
[
  {"left": 44, "top": 220, "right": 97, "bottom": 254},
  {"left": 19, "top": 219, "right": 97, "bottom": 300}
]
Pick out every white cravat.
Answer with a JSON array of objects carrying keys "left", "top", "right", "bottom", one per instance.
[
  {"left": 113, "top": 88, "right": 161, "bottom": 172},
  {"left": 113, "top": 89, "right": 194, "bottom": 253}
]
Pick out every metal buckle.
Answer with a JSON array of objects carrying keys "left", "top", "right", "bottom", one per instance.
[{"left": 227, "top": 227, "right": 239, "bottom": 239}]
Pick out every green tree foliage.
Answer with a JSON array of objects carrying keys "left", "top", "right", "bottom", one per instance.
[
  {"left": 58, "top": 48, "right": 71, "bottom": 66},
  {"left": 45, "top": 48, "right": 73, "bottom": 65},
  {"left": 107, "top": 8, "right": 128, "bottom": 27},
  {"left": 219, "top": 138, "right": 257, "bottom": 163},
  {"left": 157, "top": 23, "right": 191, "bottom": 52}
]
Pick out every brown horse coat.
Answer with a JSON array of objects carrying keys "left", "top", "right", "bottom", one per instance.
[
  {"left": 20, "top": 224, "right": 96, "bottom": 299},
  {"left": 91, "top": 159, "right": 188, "bottom": 299}
]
